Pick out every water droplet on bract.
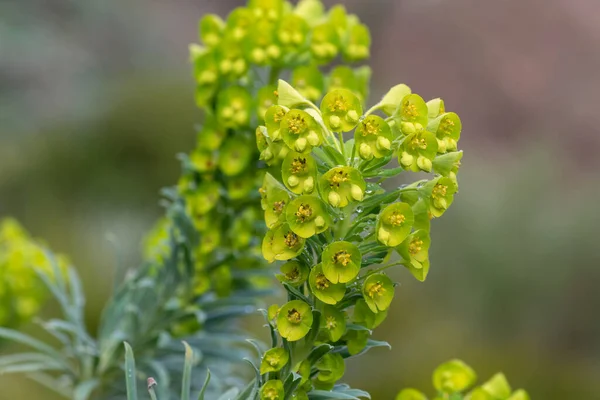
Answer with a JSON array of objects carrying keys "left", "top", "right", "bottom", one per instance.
[
  {"left": 365, "top": 189, "right": 373, "bottom": 194},
  {"left": 399, "top": 184, "right": 407, "bottom": 189}
]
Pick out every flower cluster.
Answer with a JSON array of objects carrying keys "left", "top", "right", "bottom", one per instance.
[
  {"left": 0, "top": 218, "right": 67, "bottom": 328},
  {"left": 254, "top": 75, "right": 464, "bottom": 398},
  {"left": 396, "top": 359, "right": 530, "bottom": 400},
  {"left": 154, "top": 0, "right": 373, "bottom": 310}
]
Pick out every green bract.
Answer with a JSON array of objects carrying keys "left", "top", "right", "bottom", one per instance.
[
  {"left": 429, "top": 112, "right": 462, "bottom": 153},
  {"left": 314, "top": 353, "right": 345, "bottom": 389},
  {"left": 395, "top": 389, "right": 428, "bottom": 400},
  {"left": 362, "top": 273, "right": 394, "bottom": 313},
  {"left": 399, "top": 130, "right": 438, "bottom": 173},
  {"left": 218, "top": 135, "right": 253, "bottom": 176},
  {"left": 395, "top": 93, "right": 429, "bottom": 134},
  {"left": 262, "top": 223, "right": 305, "bottom": 262},
  {"left": 397, "top": 229, "right": 431, "bottom": 282},
  {"left": 320, "top": 88, "right": 363, "bottom": 132},
  {"left": 292, "top": 64, "right": 324, "bottom": 102},
  {"left": 355, "top": 115, "right": 393, "bottom": 160},
  {"left": 260, "top": 379, "right": 285, "bottom": 400},
  {"left": 280, "top": 109, "right": 323, "bottom": 153},
  {"left": 425, "top": 177, "right": 457, "bottom": 218},
  {"left": 319, "top": 166, "right": 366, "bottom": 207},
  {"left": 286, "top": 195, "right": 330, "bottom": 238},
  {"left": 322, "top": 241, "right": 361, "bottom": 283},
  {"left": 322, "top": 305, "right": 346, "bottom": 342},
  {"left": 376, "top": 202, "right": 414, "bottom": 247},
  {"left": 433, "top": 359, "right": 477, "bottom": 394},
  {"left": 217, "top": 85, "right": 252, "bottom": 129},
  {"left": 282, "top": 151, "right": 317, "bottom": 194},
  {"left": 276, "top": 260, "right": 309, "bottom": 286},
  {"left": 353, "top": 298, "right": 387, "bottom": 330},
  {"left": 277, "top": 300, "right": 313, "bottom": 341},
  {"left": 264, "top": 185, "right": 290, "bottom": 229},
  {"left": 309, "top": 263, "right": 346, "bottom": 305},
  {"left": 260, "top": 348, "right": 289, "bottom": 374}
]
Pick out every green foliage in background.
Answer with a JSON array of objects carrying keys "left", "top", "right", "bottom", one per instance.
[{"left": 396, "top": 359, "right": 529, "bottom": 400}]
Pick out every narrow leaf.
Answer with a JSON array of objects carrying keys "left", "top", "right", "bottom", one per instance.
[{"left": 123, "top": 342, "right": 138, "bottom": 400}]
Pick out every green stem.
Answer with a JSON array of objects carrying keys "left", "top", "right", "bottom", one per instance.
[
  {"left": 269, "top": 66, "right": 281, "bottom": 85},
  {"left": 359, "top": 261, "right": 405, "bottom": 279},
  {"left": 338, "top": 132, "right": 345, "bottom": 160}
]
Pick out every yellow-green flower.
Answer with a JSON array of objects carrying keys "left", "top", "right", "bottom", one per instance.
[
  {"left": 320, "top": 89, "right": 363, "bottom": 132},
  {"left": 186, "top": 182, "right": 220, "bottom": 216},
  {"left": 394, "top": 93, "right": 429, "bottom": 135},
  {"left": 428, "top": 112, "right": 462, "bottom": 153},
  {"left": 257, "top": 85, "right": 278, "bottom": 121},
  {"left": 285, "top": 195, "right": 330, "bottom": 238},
  {"left": 310, "top": 22, "right": 339, "bottom": 64},
  {"left": 280, "top": 109, "right": 323, "bottom": 153},
  {"left": 354, "top": 115, "right": 393, "bottom": 160},
  {"left": 260, "top": 348, "right": 289, "bottom": 374},
  {"left": 216, "top": 85, "right": 252, "bottom": 129},
  {"left": 425, "top": 177, "right": 457, "bottom": 218},
  {"left": 376, "top": 202, "right": 414, "bottom": 247},
  {"left": 262, "top": 223, "right": 305, "bottom": 263},
  {"left": 276, "top": 261, "right": 309, "bottom": 287},
  {"left": 260, "top": 379, "right": 285, "bottom": 400},
  {"left": 319, "top": 166, "right": 366, "bottom": 208},
  {"left": 343, "top": 22, "right": 370, "bottom": 62},
  {"left": 309, "top": 264, "right": 345, "bottom": 305},
  {"left": 432, "top": 359, "right": 477, "bottom": 394},
  {"left": 277, "top": 14, "right": 309, "bottom": 52},
  {"left": 322, "top": 241, "right": 361, "bottom": 283},
  {"left": 397, "top": 229, "right": 431, "bottom": 282},
  {"left": 398, "top": 130, "right": 438, "bottom": 173},
  {"left": 265, "top": 105, "right": 289, "bottom": 141},
  {"left": 321, "top": 305, "right": 346, "bottom": 342},
  {"left": 277, "top": 300, "right": 313, "bottom": 341},
  {"left": 353, "top": 298, "right": 387, "bottom": 330},
  {"left": 292, "top": 64, "right": 324, "bottom": 102},
  {"left": 282, "top": 152, "right": 317, "bottom": 195},
  {"left": 314, "top": 353, "right": 345, "bottom": 388},
  {"left": 199, "top": 14, "right": 225, "bottom": 48},
  {"left": 362, "top": 273, "right": 394, "bottom": 313},
  {"left": 395, "top": 389, "right": 428, "bottom": 400},
  {"left": 263, "top": 185, "right": 290, "bottom": 229},
  {"left": 218, "top": 135, "right": 254, "bottom": 176}
]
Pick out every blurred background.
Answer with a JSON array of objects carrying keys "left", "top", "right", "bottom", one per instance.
[{"left": 1, "top": 0, "right": 599, "bottom": 398}]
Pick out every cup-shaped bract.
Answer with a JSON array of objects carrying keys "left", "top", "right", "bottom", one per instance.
[
  {"left": 376, "top": 202, "right": 414, "bottom": 247},
  {"left": 199, "top": 14, "right": 225, "bottom": 48},
  {"left": 398, "top": 130, "right": 438, "bottom": 173},
  {"left": 394, "top": 93, "right": 429, "bottom": 134},
  {"left": 281, "top": 109, "right": 323, "bottom": 153},
  {"left": 322, "top": 305, "right": 347, "bottom": 342},
  {"left": 322, "top": 241, "right": 361, "bottom": 283},
  {"left": 218, "top": 134, "right": 254, "bottom": 176},
  {"left": 354, "top": 115, "right": 394, "bottom": 160},
  {"left": 309, "top": 264, "right": 346, "bottom": 305},
  {"left": 264, "top": 185, "right": 291, "bottom": 228},
  {"left": 362, "top": 273, "right": 394, "bottom": 313},
  {"left": 319, "top": 166, "right": 366, "bottom": 208},
  {"left": 277, "top": 299, "right": 313, "bottom": 341},
  {"left": 282, "top": 152, "right": 317, "bottom": 195},
  {"left": 397, "top": 229, "right": 431, "bottom": 281},
  {"left": 260, "top": 348, "right": 290, "bottom": 374},
  {"left": 186, "top": 182, "right": 221, "bottom": 216},
  {"left": 353, "top": 298, "right": 387, "bottom": 330},
  {"left": 395, "top": 389, "right": 428, "bottom": 400},
  {"left": 262, "top": 223, "right": 305, "bottom": 262},
  {"left": 292, "top": 64, "right": 324, "bottom": 102},
  {"left": 320, "top": 89, "right": 363, "bottom": 132},
  {"left": 276, "top": 260, "right": 309, "bottom": 286},
  {"left": 425, "top": 177, "right": 457, "bottom": 218},
  {"left": 314, "top": 353, "right": 345, "bottom": 387},
  {"left": 433, "top": 359, "right": 477, "bottom": 394},
  {"left": 260, "top": 379, "right": 285, "bottom": 400},
  {"left": 285, "top": 195, "right": 330, "bottom": 238},
  {"left": 429, "top": 112, "right": 462, "bottom": 153}
]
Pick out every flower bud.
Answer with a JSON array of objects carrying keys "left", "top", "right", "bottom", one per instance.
[
  {"left": 417, "top": 156, "right": 432, "bottom": 172},
  {"left": 359, "top": 143, "right": 373, "bottom": 160},
  {"left": 314, "top": 216, "right": 325, "bottom": 228},
  {"left": 287, "top": 175, "right": 299, "bottom": 187},
  {"left": 295, "top": 137, "right": 307, "bottom": 152},
  {"left": 221, "top": 106, "right": 234, "bottom": 119},
  {"left": 376, "top": 136, "right": 391, "bottom": 151},
  {"left": 252, "top": 48, "right": 266, "bottom": 64},
  {"left": 434, "top": 197, "right": 448, "bottom": 210},
  {"left": 328, "top": 191, "right": 341, "bottom": 207},
  {"left": 329, "top": 115, "right": 341, "bottom": 129},
  {"left": 400, "top": 151, "right": 414, "bottom": 167},
  {"left": 400, "top": 122, "right": 416, "bottom": 134},
  {"left": 346, "top": 110, "right": 359, "bottom": 122},
  {"left": 261, "top": 148, "right": 273, "bottom": 161},
  {"left": 445, "top": 137, "right": 458, "bottom": 151},
  {"left": 270, "top": 129, "right": 281, "bottom": 141},
  {"left": 303, "top": 176, "right": 314, "bottom": 193},
  {"left": 437, "top": 138, "right": 447, "bottom": 153},
  {"left": 377, "top": 227, "right": 391, "bottom": 245},
  {"left": 307, "top": 130, "right": 320, "bottom": 146},
  {"left": 350, "top": 184, "right": 364, "bottom": 201},
  {"left": 267, "top": 44, "right": 281, "bottom": 59}
]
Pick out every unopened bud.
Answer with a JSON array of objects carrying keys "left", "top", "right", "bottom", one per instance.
[
  {"left": 295, "top": 138, "right": 307, "bottom": 152},
  {"left": 329, "top": 115, "right": 341, "bottom": 129},
  {"left": 314, "top": 216, "right": 325, "bottom": 228},
  {"left": 400, "top": 151, "right": 414, "bottom": 167},
  {"left": 346, "top": 110, "right": 359, "bottom": 122},
  {"left": 287, "top": 175, "right": 299, "bottom": 187},
  {"left": 350, "top": 184, "right": 364, "bottom": 201},
  {"left": 417, "top": 156, "right": 432, "bottom": 172},
  {"left": 303, "top": 177, "right": 314, "bottom": 193},
  {"left": 307, "top": 130, "right": 320, "bottom": 146},
  {"left": 376, "top": 136, "right": 391, "bottom": 151},
  {"left": 328, "top": 191, "right": 341, "bottom": 207},
  {"left": 359, "top": 143, "right": 373, "bottom": 160},
  {"left": 377, "top": 227, "right": 390, "bottom": 245}
]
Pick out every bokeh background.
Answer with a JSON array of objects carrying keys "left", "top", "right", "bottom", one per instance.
[{"left": 2, "top": 0, "right": 600, "bottom": 398}]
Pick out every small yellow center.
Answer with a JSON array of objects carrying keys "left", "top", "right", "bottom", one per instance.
[
  {"left": 362, "top": 119, "right": 379, "bottom": 136},
  {"left": 273, "top": 108, "right": 285, "bottom": 123},
  {"left": 284, "top": 231, "right": 299, "bottom": 248},
  {"left": 328, "top": 95, "right": 348, "bottom": 113},
  {"left": 432, "top": 184, "right": 448, "bottom": 199},
  {"left": 403, "top": 101, "right": 419, "bottom": 118},
  {"left": 388, "top": 211, "right": 406, "bottom": 226},
  {"left": 441, "top": 118, "right": 455, "bottom": 134},
  {"left": 411, "top": 137, "right": 427, "bottom": 150},
  {"left": 285, "top": 267, "right": 300, "bottom": 281},
  {"left": 290, "top": 158, "right": 307, "bottom": 174},
  {"left": 295, "top": 203, "right": 313, "bottom": 222},
  {"left": 367, "top": 281, "right": 385, "bottom": 298},
  {"left": 315, "top": 273, "right": 330, "bottom": 290},
  {"left": 333, "top": 250, "right": 352, "bottom": 267},
  {"left": 409, "top": 239, "right": 423, "bottom": 255},
  {"left": 326, "top": 315, "right": 337, "bottom": 330},
  {"left": 266, "top": 353, "right": 280, "bottom": 366},
  {"left": 329, "top": 170, "right": 348, "bottom": 188},
  {"left": 287, "top": 114, "right": 306, "bottom": 134},
  {"left": 272, "top": 200, "right": 286, "bottom": 214},
  {"left": 287, "top": 308, "right": 302, "bottom": 323}
]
